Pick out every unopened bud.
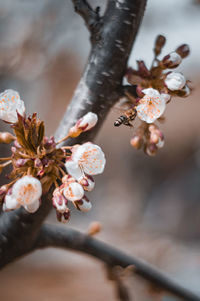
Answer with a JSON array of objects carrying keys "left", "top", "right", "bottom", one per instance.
[
  {"left": 136, "top": 85, "right": 145, "bottom": 98},
  {"left": 34, "top": 158, "right": 43, "bottom": 168},
  {"left": 136, "top": 61, "right": 151, "bottom": 78},
  {"left": 78, "top": 175, "right": 95, "bottom": 191},
  {"left": 130, "top": 135, "right": 143, "bottom": 149},
  {"left": 154, "top": 35, "right": 166, "bottom": 56},
  {"left": 176, "top": 44, "right": 190, "bottom": 59},
  {"left": 75, "top": 196, "right": 92, "bottom": 212},
  {"left": 0, "top": 132, "right": 15, "bottom": 144},
  {"left": 69, "top": 112, "right": 98, "bottom": 138},
  {"left": 162, "top": 52, "right": 182, "bottom": 68},
  {"left": 177, "top": 85, "right": 191, "bottom": 98},
  {"left": 145, "top": 143, "right": 158, "bottom": 157},
  {"left": 88, "top": 221, "right": 102, "bottom": 236},
  {"left": 15, "top": 159, "right": 28, "bottom": 168}
]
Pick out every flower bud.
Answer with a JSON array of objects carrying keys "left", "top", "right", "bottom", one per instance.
[
  {"left": 165, "top": 72, "right": 186, "bottom": 91},
  {"left": 130, "top": 135, "right": 143, "bottom": 149},
  {"left": 145, "top": 143, "right": 158, "bottom": 157},
  {"left": 88, "top": 221, "right": 102, "bottom": 236},
  {"left": 136, "top": 61, "right": 151, "bottom": 78},
  {"left": 15, "top": 159, "right": 28, "bottom": 168},
  {"left": 78, "top": 175, "right": 95, "bottom": 191},
  {"left": 63, "top": 182, "right": 84, "bottom": 202},
  {"left": 52, "top": 188, "right": 68, "bottom": 213},
  {"left": 75, "top": 196, "right": 92, "bottom": 212},
  {"left": 68, "top": 112, "right": 98, "bottom": 138},
  {"left": 162, "top": 52, "right": 182, "bottom": 68},
  {"left": 154, "top": 35, "right": 166, "bottom": 56},
  {"left": 177, "top": 85, "right": 191, "bottom": 98},
  {"left": 176, "top": 44, "right": 190, "bottom": 59},
  {"left": 0, "top": 132, "right": 15, "bottom": 144}
]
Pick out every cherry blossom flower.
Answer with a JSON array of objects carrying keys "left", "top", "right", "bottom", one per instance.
[
  {"left": 63, "top": 181, "right": 84, "bottom": 202},
  {"left": 3, "top": 176, "right": 42, "bottom": 213},
  {"left": 136, "top": 88, "right": 166, "bottom": 123},
  {"left": 0, "top": 90, "right": 25, "bottom": 123},
  {"left": 65, "top": 142, "right": 106, "bottom": 180},
  {"left": 165, "top": 72, "right": 186, "bottom": 91}
]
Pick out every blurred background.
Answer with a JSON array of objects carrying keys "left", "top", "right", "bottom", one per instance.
[{"left": 0, "top": 0, "right": 200, "bottom": 300}]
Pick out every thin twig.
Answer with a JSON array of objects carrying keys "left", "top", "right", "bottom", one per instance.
[
  {"left": 37, "top": 224, "right": 200, "bottom": 301},
  {"left": 71, "top": 0, "right": 102, "bottom": 42}
]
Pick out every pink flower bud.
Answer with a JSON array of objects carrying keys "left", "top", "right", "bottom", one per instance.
[
  {"left": 76, "top": 112, "right": 98, "bottom": 132},
  {"left": 176, "top": 44, "right": 190, "bottom": 59},
  {"left": 154, "top": 35, "right": 166, "bottom": 56},
  {"left": 78, "top": 175, "right": 95, "bottom": 191},
  {"left": 130, "top": 135, "right": 143, "bottom": 149},
  {"left": 75, "top": 196, "right": 92, "bottom": 212},
  {"left": 162, "top": 52, "right": 182, "bottom": 68}
]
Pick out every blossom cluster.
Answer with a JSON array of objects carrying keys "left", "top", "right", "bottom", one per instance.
[
  {"left": 0, "top": 90, "right": 105, "bottom": 222},
  {"left": 115, "top": 35, "right": 191, "bottom": 156}
]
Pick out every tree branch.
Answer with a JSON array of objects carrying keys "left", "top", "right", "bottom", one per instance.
[
  {"left": 55, "top": 0, "right": 147, "bottom": 145},
  {"left": 36, "top": 224, "right": 200, "bottom": 301},
  {"left": 71, "top": 0, "right": 102, "bottom": 43}
]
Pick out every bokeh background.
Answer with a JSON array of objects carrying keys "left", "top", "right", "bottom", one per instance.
[{"left": 0, "top": 0, "right": 200, "bottom": 300}]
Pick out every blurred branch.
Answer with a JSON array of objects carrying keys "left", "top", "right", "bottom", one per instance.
[
  {"left": 37, "top": 224, "right": 200, "bottom": 301},
  {"left": 71, "top": 0, "right": 102, "bottom": 43},
  {"left": 0, "top": 0, "right": 147, "bottom": 267}
]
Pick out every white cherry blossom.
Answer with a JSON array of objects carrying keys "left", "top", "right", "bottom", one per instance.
[
  {"left": 136, "top": 88, "right": 166, "bottom": 123},
  {"left": 65, "top": 142, "right": 106, "bottom": 180},
  {"left": 0, "top": 90, "right": 25, "bottom": 123}
]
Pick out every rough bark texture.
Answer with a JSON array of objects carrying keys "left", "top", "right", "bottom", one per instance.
[
  {"left": 0, "top": 0, "right": 147, "bottom": 267},
  {"left": 55, "top": 0, "right": 147, "bottom": 145}
]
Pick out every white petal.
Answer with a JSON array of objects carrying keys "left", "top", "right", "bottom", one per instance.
[
  {"left": 161, "top": 93, "right": 171, "bottom": 103},
  {"left": 72, "top": 142, "right": 106, "bottom": 176},
  {"left": 142, "top": 88, "right": 160, "bottom": 98},
  {"left": 0, "top": 90, "right": 25, "bottom": 123},
  {"left": 165, "top": 72, "right": 186, "bottom": 91},
  {"left": 12, "top": 176, "right": 42, "bottom": 206},
  {"left": 3, "top": 194, "right": 20, "bottom": 211},
  {"left": 65, "top": 159, "right": 83, "bottom": 180},
  {"left": 76, "top": 198, "right": 92, "bottom": 212},
  {"left": 78, "top": 112, "right": 98, "bottom": 131},
  {"left": 136, "top": 90, "right": 166, "bottom": 123},
  {"left": 63, "top": 182, "right": 84, "bottom": 202},
  {"left": 24, "top": 199, "right": 40, "bottom": 213}
]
